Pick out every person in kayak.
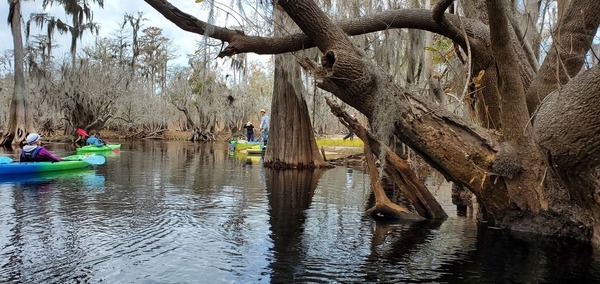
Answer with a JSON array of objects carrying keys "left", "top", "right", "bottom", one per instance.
[
  {"left": 20, "top": 133, "right": 62, "bottom": 162},
  {"left": 86, "top": 130, "right": 106, "bottom": 146},
  {"left": 74, "top": 128, "right": 88, "bottom": 147},
  {"left": 259, "top": 109, "right": 270, "bottom": 145},
  {"left": 343, "top": 112, "right": 358, "bottom": 141},
  {"left": 243, "top": 121, "right": 255, "bottom": 142}
]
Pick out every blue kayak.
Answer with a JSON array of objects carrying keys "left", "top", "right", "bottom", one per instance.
[
  {"left": 0, "top": 155, "right": 105, "bottom": 176},
  {"left": 0, "top": 168, "right": 95, "bottom": 184},
  {"left": 0, "top": 160, "right": 91, "bottom": 175}
]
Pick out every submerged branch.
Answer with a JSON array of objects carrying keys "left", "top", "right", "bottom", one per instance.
[{"left": 327, "top": 98, "right": 447, "bottom": 220}]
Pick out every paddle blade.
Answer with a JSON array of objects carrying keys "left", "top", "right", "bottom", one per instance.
[
  {"left": 0, "top": 157, "right": 14, "bottom": 164},
  {"left": 62, "top": 154, "right": 106, "bottom": 165},
  {"left": 82, "top": 155, "right": 106, "bottom": 165}
]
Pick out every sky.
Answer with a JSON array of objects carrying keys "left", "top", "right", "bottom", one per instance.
[{"left": 0, "top": 0, "right": 241, "bottom": 67}]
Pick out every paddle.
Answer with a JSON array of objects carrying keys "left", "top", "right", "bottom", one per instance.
[
  {"left": 0, "top": 157, "right": 13, "bottom": 164},
  {"left": 62, "top": 155, "right": 106, "bottom": 165}
]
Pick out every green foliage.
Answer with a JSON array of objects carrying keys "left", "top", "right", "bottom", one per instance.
[
  {"left": 425, "top": 35, "right": 455, "bottom": 64},
  {"left": 10, "top": 4, "right": 274, "bottom": 136}
]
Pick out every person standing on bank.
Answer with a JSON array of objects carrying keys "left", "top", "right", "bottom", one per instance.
[
  {"left": 343, "top": 112, "right": 358, "bottom": 140},
  {"left": 259, "top": 109, "right": 270, "bottom": 145},
  {"left": 20, "top": 133, "right": 62, "bottom": 162},
  {"left": 243, "top": 121, "right": 255, "bottom": 141}
]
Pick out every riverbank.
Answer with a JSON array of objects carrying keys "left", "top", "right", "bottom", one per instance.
[{"left": 43, "top": 129, "right": 194, "bottom": 143}]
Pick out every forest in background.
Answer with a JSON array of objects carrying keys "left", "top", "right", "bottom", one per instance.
[
  {"left": 6, "top": 1, "right": 596, "bottom": 142},
  {"left": 0, "top": 2, "right": 353, "bottom": 141}
]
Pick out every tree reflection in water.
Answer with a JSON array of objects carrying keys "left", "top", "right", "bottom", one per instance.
[{"left": 265, "top": 168, "right": 324, "bottom": 283}]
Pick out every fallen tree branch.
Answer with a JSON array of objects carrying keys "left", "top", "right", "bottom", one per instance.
[
  {"left": 327, "top": 98, "right": 447, "bottom": 220},
  {"left": 363, "top": 134, "right": 425, "bottom": 221}
]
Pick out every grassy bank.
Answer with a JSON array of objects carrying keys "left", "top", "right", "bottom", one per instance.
[{"left": 316, "top": 138, "right": 364, "bottom": 147}]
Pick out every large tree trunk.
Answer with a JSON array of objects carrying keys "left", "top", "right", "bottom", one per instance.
[
  {"left": 528, "top": 0, "right": 600, "bottom": 241},
  {"left": 485, "top": 0, "right": 547, "bottom": 217},
  {"left": 533, "top": 64, "right": 600, "bottom": 201},
  {"left": 281, "top": 0, "right": 571, "bottom": 233},
  {"left": 2, "top": 0, "right": 35, "bottom": 147},
  {"left": 265, "top": 55, "right": 329, "bottom": 169},
  {"left": 263, "top": 5, "right": 328, "bottom": 169}
]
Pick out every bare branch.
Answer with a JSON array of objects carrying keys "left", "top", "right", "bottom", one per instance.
[{"left": 144, "top": 0, "right": 480, "bottom": 57}]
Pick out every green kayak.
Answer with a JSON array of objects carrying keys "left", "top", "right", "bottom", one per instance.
[
  {"left": 229, "top": 141, "right": 264, "bottom": 151},
  {"left": 76, "top": 144, "right": 121, "bottom": 153},
  {"left": 0, "top": 160, "right": 90, "bottom": 175},
  {"left": 0, "top": 155, "right": 105, "bottom": 176},
  {"left": 0, "top": 168, "right": 95, "bottom": 183},
  {"left": 246, "top": 148, "right": 264, "bottom": 155}
]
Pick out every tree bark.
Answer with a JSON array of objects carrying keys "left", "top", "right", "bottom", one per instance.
[
  {"left": 263, "top": 5, "right": 328, "bottom": 169},
  {"left": 533, "top": 64, "right": 600, "bottom": 196}
]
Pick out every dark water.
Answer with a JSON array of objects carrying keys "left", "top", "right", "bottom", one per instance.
[{"left": 0, "top": 140, "right": 599, "bottom": 283}]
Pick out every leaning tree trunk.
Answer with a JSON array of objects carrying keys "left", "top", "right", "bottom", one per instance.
[
  {"left": 263, "top": 5, "right": 328, "bottom": 169},
  {"left": 2, "top": 0, "right": 35, "bottom": 147},
  {"left": 285, "top": 0, "right": 544, "bottom": 227}
]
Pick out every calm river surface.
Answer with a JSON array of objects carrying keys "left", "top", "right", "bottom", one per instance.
[{"left": 1, "top": 140, "right": 600, "bottom": 283}]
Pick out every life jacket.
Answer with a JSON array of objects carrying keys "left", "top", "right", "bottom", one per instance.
[
  {"left": 21, "top": 146, "right": 42, "bottom": 162},
  {"left": 86, "top": 136, "right": 105, "bottom": 146}
]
